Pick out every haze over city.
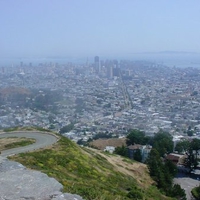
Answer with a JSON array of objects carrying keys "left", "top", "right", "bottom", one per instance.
[
  {"left": 2, "top": 1, "right": 200, "bottom": 200},
  {"left": 1, "top": 0, "right": 200, "bottom": 64}
]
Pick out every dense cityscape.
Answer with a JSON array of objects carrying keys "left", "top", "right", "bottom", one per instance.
[
  {"left": 1, "top": 58, "right": 200, "bottom": 199},
  {"left": 1, "top": 57, "right": 200, "bottom": 142},
  {"left": 2, "top": 1, "right": 200, "bottom": 199}
]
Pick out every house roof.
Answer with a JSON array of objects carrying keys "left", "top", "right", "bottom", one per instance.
[
  {"left": 128, "top": 144, "right": 142, "bottom": 150},
  {"left": 166, "top": 153, "right": 187, "bottom": 165},
  {"left": 166, "top": 154, "right": 180, "bottom": 162}
]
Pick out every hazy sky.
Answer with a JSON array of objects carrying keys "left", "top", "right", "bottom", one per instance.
[{"left": 1, "top": 0, "right": 200, "bottom": 58}]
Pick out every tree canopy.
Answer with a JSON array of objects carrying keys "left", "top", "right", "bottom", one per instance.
[
  {"left": 126, "top": 129, "right": 146, "bottom": 145},
  {"left": 146, "top": 148, "right": 185, "bottom": 199},
  {"left": 152, "top": 131, "right": 173, "bottom": 157},
  {"left": 191, "top": 185, "right": 200, "bottom": 200},
  {"left": 175, "top": 140, "right": 190, "bottom": 154},
  {"left": 190, "top": 138, "right": 200, "bottom": 153},
  {"left": 133, "top": 149, "right": 142, "bottom": 162},
  {"left": 114, "top": 145, "right": 128, "bottom": 157},
  {"left": 185, "top": 138, "right": 200, "bottom": 171},
  {"left": 59, "top": 123, "right": 74, "bottom": 134}
]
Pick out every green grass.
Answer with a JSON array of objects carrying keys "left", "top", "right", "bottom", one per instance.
[
  {"left": 122, "top": 158, "right": 135, "bottom": 164},
  {"left": 3, "top": 127, "right": 19, "bottom": 132},
  {"left": 3, "top": 126, "right": 52, "bottom": 132},
  {"left": 10, "top": 134, "right": 173, "bottom": 200},
  {"left": 4, "top": 139, "right": 35, "bottom": 149},
  {"left": 191, "top": 186, "right": 200, "bottom": 200}
]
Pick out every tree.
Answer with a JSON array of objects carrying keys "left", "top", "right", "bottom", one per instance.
[
  {"left": 114, "top": 145, "right": 128, "bottom": 157},
  {"left": 49, "top": 124, "right": 55, "bottom": 129},
  {"left": 190, "top": 138, "right": 200, "bottom": 159},
  {"left": 147, "top": 148, "right": 168, "bottom": 188},
  {"left": 133, "top": 149, "right": 142, "bottom": 162},
  {"left": 185, "top": 147, "right": 197, "bottom": 171},
  {"left": 147, "top": 148, "right": 177, "bottom": 191},
  {"left": 188, "top": 141, "right": 200, "bottom": 171},
  {"left": 187, "top": 130, "right": 194, "bottom": 136},
  {"left": 59, "top": 123, "right": 74, "bottom": 134},
  {"left": 187, "top": 126, "right": 194, "bottom": 136},
  {"left": 93, "top": 132, "right": 113, "bottom": 140},
  {"left": 184, "top": 139, "right": 200, "bottom": 171},
  {"left": 147, "top": 147, "right": 183, "bottom": 198},
  {"left": 152, "top": 131, "right": 173, "bottom": 157},
  {"left": 165, "top": 159, "right": 177, "bottom": 177},
  {"left": 175, "top": 140, "right": 190, "bottom": 154},
  {"left": 126, "top": 129, "right": 146, "bottom": 145},
  {"left": 77, "top": 139, "right": 85, "bottom": 145},
  {"left": 170, "top": 184, "right": 186, "bottom": 200},
  {"left": 191, "top": 185, "right": 200, "bottom": 200},
  {"left": 146, "top": 148, "right": 162, "bottom": 178}
]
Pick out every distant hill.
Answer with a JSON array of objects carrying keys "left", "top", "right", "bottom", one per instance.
[
  {"left": 0, "top": 86, "right": 30, "bottom": 95},
  {"left": 0, "top": 87, "right": 62, "bottom": 112},
  {"left": 0, "top": 86, "right": 30, "bottom": 105},
  {"left": 10, "top": 133, "right": 173, "bottom": 200}
]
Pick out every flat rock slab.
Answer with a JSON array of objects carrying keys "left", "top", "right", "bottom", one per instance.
[{"left": 0, "top": 157, "right": 84, "bottom": 200}]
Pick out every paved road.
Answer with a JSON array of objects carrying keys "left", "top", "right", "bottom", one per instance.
[
  {"left": 174, "top": 174, "right": 199, "bottom": 200},
  {"left": 0, "top": 131, "right": 58, "bottom": 157}
]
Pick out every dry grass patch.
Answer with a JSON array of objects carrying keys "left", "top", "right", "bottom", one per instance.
[
  {"left": 0, "top": 137, "right": 35, "bottom": 151},
  {"left": 89, "top": 138, "right": 126, "bottom": 150},
  {"left": 87, "top": 147, "right": 154, "bottom": 188}
]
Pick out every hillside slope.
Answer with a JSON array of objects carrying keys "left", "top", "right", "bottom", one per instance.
[{"left": 10, "top": 135, "right": 173, "bottom": 200}]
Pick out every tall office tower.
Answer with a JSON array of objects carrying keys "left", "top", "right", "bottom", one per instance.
[
  {"left": 110, "top": 65, "right": 113, "bottom": 79},
  {"left": 113, "top": 60, "right": 120, "bottom": 77},
  {"left": 106, "top": 61, "right": 114, "bottom": 79},
  {"left": 94, "top": 56, "right": 100, "bottom": 74},
  {"left": 113, "top": 60, "right": 119, "bottom": 68},
  {"left": 94, "top": 56, "right": 99, "bottom": 64}
]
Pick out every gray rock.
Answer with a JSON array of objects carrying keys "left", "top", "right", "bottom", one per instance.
[
  {"left": 52, "top": 193, "right": 84, "bottom": 200},
  {"left": 0, "top": 159, "right": 25, "bottom": 172},
  {"left": 0, "top": 157, "right": 84, "bottom": 200}
]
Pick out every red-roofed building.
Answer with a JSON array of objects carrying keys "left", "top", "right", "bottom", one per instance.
[{"left": 166, "top": 153, "right": 187, "bottom": 165}]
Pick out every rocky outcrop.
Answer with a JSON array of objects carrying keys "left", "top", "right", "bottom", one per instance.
[{"left": 0, "top": 157, "right": 84, "bottom": 200}]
